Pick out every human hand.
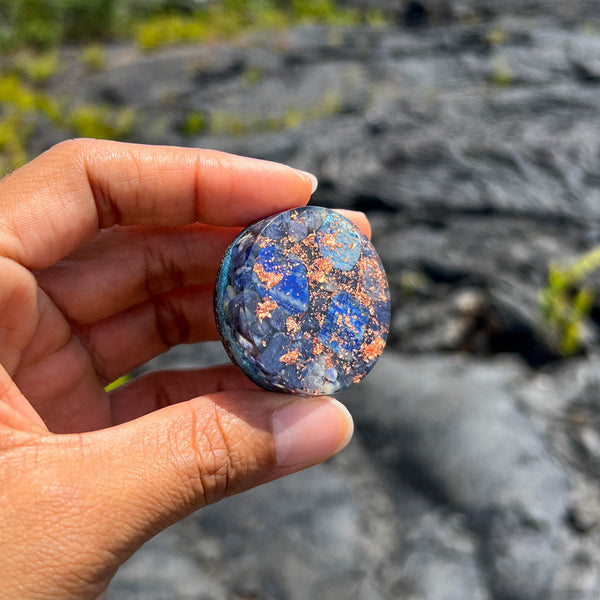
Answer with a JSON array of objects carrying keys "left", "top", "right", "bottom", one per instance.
[{"left": 0, "top": 140, "right": 365, "bottom": 599}]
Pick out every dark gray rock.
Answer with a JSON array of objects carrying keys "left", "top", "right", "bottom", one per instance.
[
  {"left": 106, "top": 525, "right": 226, "bottom": 600},
  {"left": 31, "top": 16, "right": 600, "bottom": 363},
  {"left": 341, "top": 353, "right": 571, "bottom": 599},
  {"left": 109, "top": 351, "right": 600, "bottom": 599},
  {"left": 376, "top": 213, "right": 596, "bottom": 364},
  {"left": 132, "top": 341, "right": 229, "bottom": 374},
  {"left": 342, "top": 354, "right": 567, "bottom": 519},
  {"left": 344, "top": 0, "right": 600, "bottom": 26},
  {"left": 110, "top": 355, "right": 492, "bottom": 600}
]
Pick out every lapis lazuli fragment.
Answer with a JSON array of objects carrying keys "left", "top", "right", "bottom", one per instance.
[{"left": 214, "top": 206, "right": 390, "bottom": 395}]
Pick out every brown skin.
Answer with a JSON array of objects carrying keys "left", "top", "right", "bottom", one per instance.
[{"left": 0, "top": 140, "right": 365, "bottom": 599}]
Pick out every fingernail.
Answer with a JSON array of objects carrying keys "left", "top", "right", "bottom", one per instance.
[
  {"left": 297, "top": 169, "right": 319, "bottom": 195},
  {"left": 273, "top": 398, "right": 354, "bottom": 469}
]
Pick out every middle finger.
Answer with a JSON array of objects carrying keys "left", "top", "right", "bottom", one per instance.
[
  {"left": 74, "top": 283, "right": 218, "bottom": 384},
  {"left": 36, "top": 223, "right": 239, "bottom": 325}
]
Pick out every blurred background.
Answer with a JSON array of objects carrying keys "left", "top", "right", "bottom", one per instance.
[{"left": 3, "top": 0, "right": 600, "bottom": 598}]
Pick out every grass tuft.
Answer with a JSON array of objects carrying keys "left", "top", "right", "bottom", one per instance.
[
  {"left": 69, "top": 104, "right": 135, "bottom": 139},
  {"left": 182, "top": 111, "right": 207, "bottom": 136},
  {"left": 539, "top": 246, "right": 600, "bottom": 355},
  {"left": 134, "top": 0, "right": 385, "bottom": 51},
  {"left": 82, "top": 43, "right": 107, "bottom": 72}
]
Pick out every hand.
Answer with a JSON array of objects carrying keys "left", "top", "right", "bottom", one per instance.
[{"left": 0, "top": 139, "right": 363, "bottom": 599}]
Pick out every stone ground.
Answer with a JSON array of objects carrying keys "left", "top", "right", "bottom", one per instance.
[
  {"left": 108, "top": 347, "right": 600, "bottom": 600},
  {"left": 26, "top": 1, "right": 600, "bottom": 598}
]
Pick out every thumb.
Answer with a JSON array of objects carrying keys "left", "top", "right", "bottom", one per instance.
[
  {"left": 76, "top": 391, "right": 353, "bottom": 547},
  {"left": 0, "top": 392, "right": 352, "bottom": 600}
]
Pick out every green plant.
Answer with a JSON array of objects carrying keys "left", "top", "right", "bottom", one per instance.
[
  {"left": 400, "top": 270, "right": 431, "bottom": 297},
  {"left": 582, "top": 21, "right": 600, "bottom": 36},
  {"left": 5, "top": 0, "right": 63, "bottom": 48},
  {"left": 135, "top": 14, "right": 211, "bottom": 51},
  {"left": 486, "top": 24, "right": 507, "bottom": 46},
  {"left": 291, "top": 0, "right": 360, "bottom": 26},
  {"left": 207, "top": 86, "right": 343, "bottom": 137},
  {"left": 364, "top": 8, "right": 387, "bottom": 27},
  {"left": 307, "top": 89, "right": 341, "bottom": 118},
  {"left": 0, "top": 0, "right": 120, "bottom": 50},
  {"left": 0, "top": 73, "right": 39, "bottom": 111},
  {"left": 69, "top": 104, "right": 135, "bottom": 139},
  {"left": 134, "top": 0, "right": 386, "bottom": 51},
  {"left": 243, "top": 65, "right": 263, "bottom": 87},
  {"left": 283, "top": 107, "right": 302, "bottom": 129},
  {"left": 0, "top": 0, "right": 389, "bottom": 52},
  {"left": 0, "top": 64, "right": 136, "bottom": 175},
  {"left": 11, "top": 49, "right": 61, "bottom": 83},
  {"left": 539, "top": 246, "right": 600, "bottom": 355},
  {"left": 0, "top": 73, "right": 62, "bottom": 120},
  {"left": 210, "top": 110, "right": 248, "bottom": 136},
  {"left": 61, "top": 0, "right": 120, "bottom": 40},
  {"left": 490, "top": 54, "right": 514, "bottom": 87},
  {"left": 0, "top": 109, "right": 31, "bottom": 173},
  {"left": 82, "top": 43, "right": 107, "bottom": 72},
  {"left": 0, "top": 72, "right": 64, "bottom": 173},
  {"left": 182, "top": 110, "right": 207, "bottom": 136}
]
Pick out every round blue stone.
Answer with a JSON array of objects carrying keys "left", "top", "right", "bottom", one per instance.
[{"left": 214, "top": 206, "right": 390, "bottom": 395}]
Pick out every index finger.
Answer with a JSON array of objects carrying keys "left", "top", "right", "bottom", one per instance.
[{"left": 0, "top": 139, "right": 317, "bottom": 269}]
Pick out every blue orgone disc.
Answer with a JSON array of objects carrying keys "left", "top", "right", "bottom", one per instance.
[{"left": 214, "top": 206, "right": 390, "bottom": 395}]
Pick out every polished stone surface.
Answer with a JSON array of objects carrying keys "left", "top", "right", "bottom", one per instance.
[{"left": 214, "top": 206, "right": 390, "bottom": 394}]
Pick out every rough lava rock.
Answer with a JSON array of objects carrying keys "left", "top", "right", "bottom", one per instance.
[
  {"left": 33, "top": 12, "right": 600, "bottom": 364},
  {"left": 109, "top": 352, "right": 600, "bottom": 599}
]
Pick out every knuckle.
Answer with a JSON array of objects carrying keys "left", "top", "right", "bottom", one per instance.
[
  {"left": 194, "top": 151, "right": 232, "bottom": 223},
  {"left": 48, "top": 138, "right": 95, "bottom": 170},
  {"left": 52, "top": 137, "right": 82, "bottom": 152},
  {"left": 189, "top": 405, "right": 236, "bottom": 506},
  {"left": 142, "top": 232, "right": 185, "bottom": 298},
  {"left": 74, "top": 322, "right": 112, "bottom": 384},
  {"left": 48, "top": 138, "right": 82, "bottom": 158},
  {"left": 152, "top": 290, "right": 191, "bottom": 348},
  {"left": 176, "top": 402, "right": 265, "bottom": 507}
]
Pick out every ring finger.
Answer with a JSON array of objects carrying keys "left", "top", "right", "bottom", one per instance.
[{"left": 75, "top": 283, "right": 217, "bottom": 384}]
